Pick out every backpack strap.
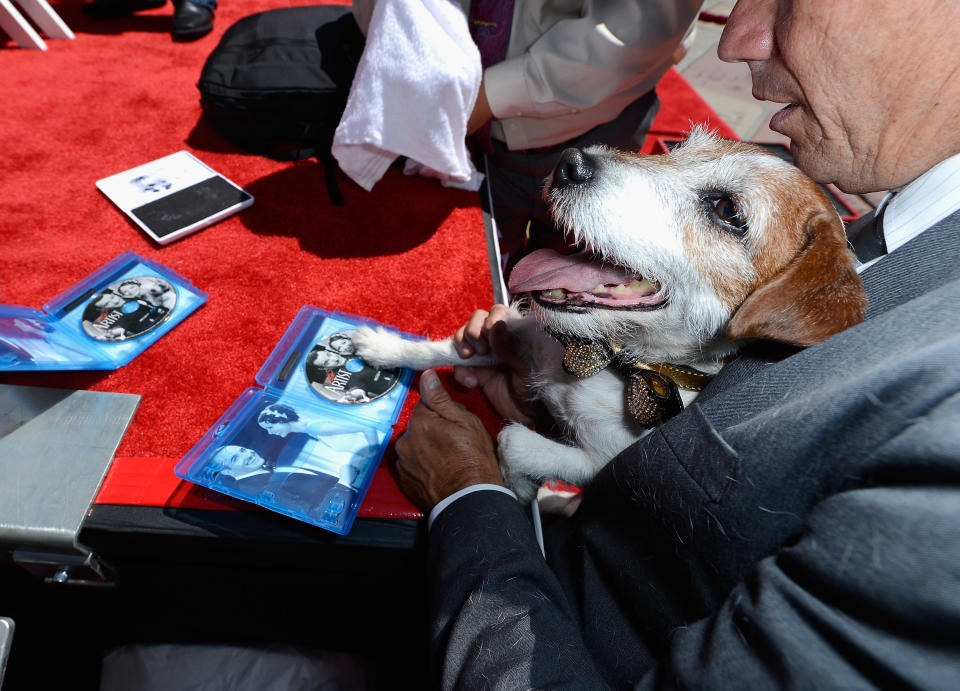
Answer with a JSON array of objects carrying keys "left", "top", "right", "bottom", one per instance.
[{"left": 318, "top": 150, "right": 345, "bottom": 207}]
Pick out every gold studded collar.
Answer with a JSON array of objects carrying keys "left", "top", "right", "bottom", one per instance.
[
  {"left": 550, "top": 331, "right": 714, "bottom": 428},
  {"left": 620, "top": 360, "right": 714, "bottom": 393}
]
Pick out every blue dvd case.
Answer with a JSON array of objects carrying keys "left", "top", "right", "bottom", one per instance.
[
  {"left": 175, "top": 307, "right": 418, "bottom": 535},
  {"left": 0, "top": 251, "right": 207, "bottom": 371}
]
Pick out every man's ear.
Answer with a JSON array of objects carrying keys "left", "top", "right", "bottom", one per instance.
[{"left": 726, "top": 212, "right": 867, "bottom": 346}]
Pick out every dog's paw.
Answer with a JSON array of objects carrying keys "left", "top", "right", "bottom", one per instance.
[
  {"left": 498, "top": 423, "right": 546, "bottom": 503},
  {"left": 350, "top": 326, "right": 408, "bottom": 369},
  {"left": 497, "top": 422, "right": 544, "bottom": 468}
]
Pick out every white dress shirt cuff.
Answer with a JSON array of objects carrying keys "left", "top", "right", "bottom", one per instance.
[
  {"left": 428, "top": 484, "right": 518, "bottom": 530},
  {"left": 483, "top": 57, "right": 532, "bottom": 121}
]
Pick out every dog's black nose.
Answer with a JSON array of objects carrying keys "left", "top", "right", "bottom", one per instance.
[{"left": 552, "top": 148, "right": 595, "bottom": 188}]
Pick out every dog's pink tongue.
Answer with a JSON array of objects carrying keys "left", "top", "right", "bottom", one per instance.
[{"left": 509, "top": 249, "right": 635, "bottom": 292}]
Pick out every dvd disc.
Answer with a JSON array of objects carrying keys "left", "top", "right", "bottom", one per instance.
[
  {"left": 305, "top": 330, "right": 400, "bottom": 404},
  {"left": 81, "top": 275, "right": 178, "bottom": 342}
]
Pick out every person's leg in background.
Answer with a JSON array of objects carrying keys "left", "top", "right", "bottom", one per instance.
[
  {"left": 82, "top": 0, "right": 216, "bottom": 41},
  {"left": 171, "top": 0, "right": 216, "bottom": 41}
]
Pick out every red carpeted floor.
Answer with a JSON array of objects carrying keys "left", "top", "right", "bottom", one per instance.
[{"left": 0, "top": 2, "right": 735, "bottom": 521}]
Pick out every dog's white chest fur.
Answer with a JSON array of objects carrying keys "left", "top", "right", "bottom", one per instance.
[{"left": 511, "top": 320, "right": 647, "bottom": 474}]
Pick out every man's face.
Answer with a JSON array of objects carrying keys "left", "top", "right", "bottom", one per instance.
[
  {"left": 218, "top": 445, "right": 265, "bottom": 472},
  {"left": 312, "top": 349, "right": 346, "bottom": 369},
  {"left": 718, "top": 0, "right": 956, "bottom": 193}
]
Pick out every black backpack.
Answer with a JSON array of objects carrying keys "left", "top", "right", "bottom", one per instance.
[{"left": 197, "top": 5, "right": 366, "bottom": 205}]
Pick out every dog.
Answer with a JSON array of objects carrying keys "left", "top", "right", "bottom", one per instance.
[{"left": 351, "top": 129, "right": 867, "bottom": 502}]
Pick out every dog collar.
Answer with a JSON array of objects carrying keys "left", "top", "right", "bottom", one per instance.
[{"left": 550, "top": 331, "right": 714, "bottom": 428}]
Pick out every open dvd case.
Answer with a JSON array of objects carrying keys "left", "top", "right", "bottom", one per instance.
[
  {"left": 175, "top": 307, "right": 418, "bottom": 535},
  {"left": 0, "top": 251, "right": 207, "bottom": 371}
]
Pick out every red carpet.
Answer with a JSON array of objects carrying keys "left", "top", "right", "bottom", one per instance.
[{"left": 0, "top": 3, "right": 735, "bottom": 520}]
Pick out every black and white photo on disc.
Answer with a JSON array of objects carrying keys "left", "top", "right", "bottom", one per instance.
[
  {"left": 81, "top": 275, "right": 178, "bottom": 342},
  {"left": 304, "top": 329, "right": 400, "bottom": 404}
]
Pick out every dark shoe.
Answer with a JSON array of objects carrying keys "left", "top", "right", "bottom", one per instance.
[
  {"left": 82, "top": 0, "right": 165, "bottom": 19},
  {"left": 172, "top": 1, "right": 214, "bottom": 41}
]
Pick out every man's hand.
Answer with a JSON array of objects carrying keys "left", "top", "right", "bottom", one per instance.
[
  {"left": 453, "top": 305, "right": 536, "bottom": 426},
  {"left": 394, "top": 369, "right": 503, "bottom": 513}
]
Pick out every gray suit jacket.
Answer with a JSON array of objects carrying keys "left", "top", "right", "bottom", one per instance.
[{"left": 429, "top": 211, "right": 960, "bottom": 689}]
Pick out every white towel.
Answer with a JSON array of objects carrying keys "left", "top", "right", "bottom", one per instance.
[{"left": 332, "top": 0, "right": 484, "bottom": 192}]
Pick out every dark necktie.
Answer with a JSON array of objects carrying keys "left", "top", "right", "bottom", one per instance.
[
  {"left": 468, "top": 0, "right": 515, "bottom": 150},
  {"left": 846, "top": 203, "right": 889, "bottom": 263},
  {"left": 468, "top": 0, "right": 514, "bottom": 68}
]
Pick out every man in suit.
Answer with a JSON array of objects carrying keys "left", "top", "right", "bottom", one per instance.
[{"left": 393, "top": 0, "right": 960, "bottom": 688}]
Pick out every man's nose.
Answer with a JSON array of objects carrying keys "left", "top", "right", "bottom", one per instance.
[
  {"left": 717, "top": 0, "right": 777, "bottom": 63},
  {"left": 552, "top": 148, "right": 596, "bottom": 188}
]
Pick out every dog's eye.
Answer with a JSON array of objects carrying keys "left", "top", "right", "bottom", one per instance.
[
  {"left": 713, "top": 197, "right": 738, "bottom": 223},
  {"left": 702, "top": 194, "right": 747, "bottom": 235}
]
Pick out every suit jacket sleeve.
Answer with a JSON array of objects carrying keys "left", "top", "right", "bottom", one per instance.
[
  {"left": 637, "top": 391, "right": 960, "bottom": 689},
  {"left": 429, "top": 490, "right": 608, "bottom": 689}
]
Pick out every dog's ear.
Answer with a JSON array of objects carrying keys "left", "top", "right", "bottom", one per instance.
[{"left": 726, "top": 212, "right": 867, "bottom": 346}]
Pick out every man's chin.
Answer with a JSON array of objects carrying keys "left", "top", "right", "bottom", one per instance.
[
  {"left": 788, "top": 142, "right": 865, "bottom": 194},
  {"left": 785, "top": 144, "right": 826, "bottom": 183}
]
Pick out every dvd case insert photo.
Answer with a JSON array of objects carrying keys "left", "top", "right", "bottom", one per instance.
[{"left": 176, "top": 307, "right": 418, "bottom": 535}]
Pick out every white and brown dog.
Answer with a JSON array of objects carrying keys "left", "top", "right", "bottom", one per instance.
[{"left": 351, "top": 129, "right": 866, "bottom": 501}]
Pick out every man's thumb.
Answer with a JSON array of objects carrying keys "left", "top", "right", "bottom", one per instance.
[{"left": 419, "top": 369, "right": 459, "bottom": 417}]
